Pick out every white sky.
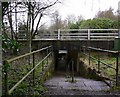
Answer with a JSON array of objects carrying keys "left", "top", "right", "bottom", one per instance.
[
  {"left": 58, "top": 0, "right": 119, "bottom": 19},
  {"left": 11, "top": 0, "right": 120, "bottom": 28},
  {"left": 53, "top": 0, "right": 119, "bottom": 20}
]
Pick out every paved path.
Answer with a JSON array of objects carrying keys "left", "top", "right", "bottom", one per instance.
[{"left": 43, "top": 76, "right": 113, "bottom": 95}]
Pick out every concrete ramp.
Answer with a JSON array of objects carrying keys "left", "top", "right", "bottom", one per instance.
[{"left": 43, "top": 76, "right": 112, "bottom": 95}]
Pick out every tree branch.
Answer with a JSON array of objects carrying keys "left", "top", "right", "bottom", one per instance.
[
  {"left": 31, "top": 5, "right": 35, "bottom": 35},
  {"left": 32, "top": 13, "right": 43, "bottom": 38},
  {"left": 34, "top": 0, "right": 59, "bottom": 20}
]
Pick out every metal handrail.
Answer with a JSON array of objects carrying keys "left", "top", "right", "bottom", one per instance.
[
  {"left": 7, "top": 45, "right": 52, "bottom": 62},
  {"left": 83, "top": 53, "right": 116, "bottom": 70},
  {"left": 83, "top": 46, "right": 119, "bottom": 54},
  {"left": 82, "top": 46, "right": 119, "bottom": 86},
  {"left": 8, "top": 52, "right": 52, "bottom": 95},
  {"left": 3, "top": 45, "right": 53, "bottom": 95}
]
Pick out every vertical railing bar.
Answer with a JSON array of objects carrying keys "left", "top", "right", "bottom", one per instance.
[
  {"left": 72, "top": 60, "right": 74, "bottom": 82},
  {"left": 33, "top": 53, "right": 35, "bottom": 87},
  {"left": 32, "top": 53, "right": 35, "bottom": 95},
  {"left": 88, "top": 29, "right": 90, "bottom": 40},
  {"left": 116, "top": 52, "right": 119, "bottom": 86},
  {"left": 3, "top": 60, "right": 8, "bottom": 95},
  {"left": 51, "top": 46, "right": 53, "bottom": 71},
  {"left": 28, "top": 55, "right": 31, "bottom": 66},
  {"left": 98, "top": 51, "right": 100, "bottom": 73},
  {"left": 51, "top": 46, "right": 53, "bottom": 57},
  {"left": 58, "top": 29, "right": 60, "bottom": 40},
  {"left": 42, "top": 51, "right": 44, "bottom": 72},
  {"left": 47, "top": 48, "right": 48, "bottom": 65},
  {"left": 88, "top": 47, "right": 91, "bottom": 66}
]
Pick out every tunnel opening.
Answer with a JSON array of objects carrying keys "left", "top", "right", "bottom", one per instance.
[
  {"left": 54, "top": 50, "right": 68, "bottom": 71},
  {"left": 54, "top": 49, "right": 78, "bottom": 73}
]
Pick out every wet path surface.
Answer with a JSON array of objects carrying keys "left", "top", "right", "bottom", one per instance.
[{"left": 43, "top": 76, "right": 114, "bottom": 95}]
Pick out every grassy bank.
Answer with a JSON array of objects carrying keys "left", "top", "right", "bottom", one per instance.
[{"left": 79, "top": 52, "right": 120, "bottom": 82}]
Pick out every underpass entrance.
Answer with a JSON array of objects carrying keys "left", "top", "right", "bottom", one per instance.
[
  {"left": 58, "top": 50, "right": 68, "bottom": 71},
  {"left": 54, "top": 49, "right": 78, "bottom": 73}
]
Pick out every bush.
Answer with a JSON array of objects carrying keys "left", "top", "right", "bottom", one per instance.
[{"left": 2, "top": 33, "right": 21, "bottom": 54}]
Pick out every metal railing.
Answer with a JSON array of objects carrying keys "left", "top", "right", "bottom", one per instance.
[
  {"left": 34, "top": 29, "right": 119, "bottom": 40},
  {"left": 82, "top": 46, "right": 120, "bottom": 86},
  {"left": 3, "top": 45, "right": 53, "bottom": 95},
  {"left": 67, "top": 60, "right": 75, "bottom": 82}
]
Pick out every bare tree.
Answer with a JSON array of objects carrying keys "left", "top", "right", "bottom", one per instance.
[
  {"left": 22, "top": 0, "right": 61, "bottom": 39},
  {"left": 95, "top": 7, "right": 118, "bottom": 20},
  {"left": 50, "top": 10, "right": 63, "bottom": 30},
  {"left": 2, "top": 2, "right": 22, "bottom": 39},
  {"left": 2, "top": 2, "right": 10, "bottom": 35},
  {"left": 2, "top": 1, "right": 61, "bottom": 53},
  {"left": 20, "top": 0, "right": 61, "bottom": 53},
  {"left": 66, "top": 14, "right": 77, "bottom": 24},
  {"left": 2, "top": 1, "right": 61, "bottom": 39}
]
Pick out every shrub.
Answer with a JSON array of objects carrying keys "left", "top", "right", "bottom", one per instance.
[{"left": 2, "top": 33, "right": 21, "bottom": 54}]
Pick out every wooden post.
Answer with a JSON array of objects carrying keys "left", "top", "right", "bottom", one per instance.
[
  {"left": 116, "top": 52, "right": 119, "bottom": 86},
  {"left": 71, "top": 60, "right": 74, "bottom": 82}
]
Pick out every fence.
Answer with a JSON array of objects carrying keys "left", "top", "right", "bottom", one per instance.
[
  {"left": 82, "top": 46, "right": 120, "bottom": 86},
  {"left": 3, "top": 45, "right": 53, "bottom": 95},
  {"left": 34, "top": 29, "right": 119, "bottom": 40}
]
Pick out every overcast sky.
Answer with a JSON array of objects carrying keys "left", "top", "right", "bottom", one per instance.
[
  {"left": 42, "top": 0, "right": 120, "bottom": 26},
  {"left": 57, "top": 0, "right": 119, "bottom": 20},
  {"left": 14, "top": 0, "right": 120, "bottom": 28}
]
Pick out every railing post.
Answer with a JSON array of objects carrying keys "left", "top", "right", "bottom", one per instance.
[
  {"left": 32, "top": 53, "right": 35, "bottom": 86},
  {"left": 98, "top": 51, "right": 100, "bottom": 73},
  {"left": 47, "top": 49, "right": 48, "bottom": 65},
  {"left": 3, "top": 60, "right": 8, "bottom": 95},
  {"left": 88, "top": 48, "right": 91, "bottom": 66},
  {"left": 58, "top": 29, "right": 60, "bottom": 40},
  {"left": 116, "top": 52, "right": 119, "bottom": 86},
  {"left": 42, "top": 52, "right": 44, "bottom": 72},
  {"left": 88, "top": 29, "right": 90, "bottom": 40},
  {"left": 51, "top": 46, "right": 53, "bottom": 57},
  {"left": 71, "top": 60, "right": 74, "bottom": 82}
]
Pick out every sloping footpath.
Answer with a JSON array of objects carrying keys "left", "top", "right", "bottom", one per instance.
[{"left": 44, "top": 76, "right": 120, "bottom": 96}]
